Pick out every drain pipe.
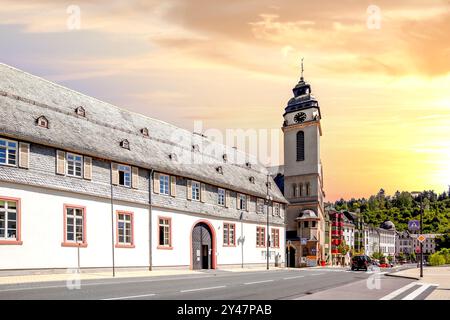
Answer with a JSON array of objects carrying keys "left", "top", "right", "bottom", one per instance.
[{"left": 149, "top": 169, "right": 154, "bottom": 271}]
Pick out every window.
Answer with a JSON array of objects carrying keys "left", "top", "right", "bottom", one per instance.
[
  {"left": 296, "top": 131, "right": 305, "bottom": 161},
  {"left": 299, "top": 183, "right": 303, "bottom": 196},
  {"left": 75, "top": 106, "right": 85, "bottom": 117},
  {"left": 273, "top": 203, "right": 280, "bottom": 216},
  {"left": 192, "top": 181, "right": 201, "bottom": 201},
  {"left": 239, "top": 194, "right": 247, "bottom": 210},
  {"left": 311, "top": 221, "right": 316, "bottom": 228},
  {"left": 118, "top": 165, "right": 131, "bottom": 187},
  {"left": 120, "top": 139, "right": 130, "bottom": 150},
  {"left": 116, "top": 212, "right": 134, "bottom": 248},
  {"left": 63, "top": 205, "right": 86, "bottom": 247},
  {"left": 256, "top": 227, "right": 265, "bottom": 247},
  {"left": 159, "top": 174, "right": 170, "bottom": 195},
  {"left": 36, "top": 116, "right": 49, "bottom": 128},
  {"left": 218, "top": 188, "right": 225, "bottom": 206},
  {"left": 158, "top": 217, "right": 172, "bottom": 248},
  {"left": 304, "top": 221, "right": 309, "bottom": 228},
  {"left": 257, "top": 198, "right": 264, "bottom": 214},
  {"left": 0, "top": 139, "right": 17, "bottom": 166},
  {"left": 66, "top": 153, "right": 83, "bottom": 177},
  {"left": 271, "top": 229, "right": 280, "bottom": 248},
  {"left": 0, "top": 198, "right": 21, "bottom": 244},
  {"left": 306, "top": 182, "right": 310, "bottom": 196},
  {"left": 223, "top": 223, "right": 235, "bottom": 246},
  {"left": 292, "top": 184, "right": 297, "bottom": 197},
  {"left": 141, "top": 128, "right": 149, "bottom": 137}
]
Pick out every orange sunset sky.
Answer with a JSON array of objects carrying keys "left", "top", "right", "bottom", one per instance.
[{"left": 0, "top": 0, "right": 449, "bottom": 201}]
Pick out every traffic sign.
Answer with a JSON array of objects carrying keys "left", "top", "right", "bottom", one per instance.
[
  {"left": 417, "top": 234, "right": 426, "bottom": 243},
  {"left": 408, "top": 220, "right": 420, "bottom": 231}
]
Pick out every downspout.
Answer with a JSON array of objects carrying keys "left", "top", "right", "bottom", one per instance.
[
  {"left": 149, "top": 169, "right": 154, "bottom": 271},
  {"left": 110, "top": 164, "right": 116, "bottom": 277}
]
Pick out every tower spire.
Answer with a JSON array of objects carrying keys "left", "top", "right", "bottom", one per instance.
[{"left": 300, "top": 57, "right": 304, "bottom": 81}]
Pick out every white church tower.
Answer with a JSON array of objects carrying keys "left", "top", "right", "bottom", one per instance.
[{"left": 281, "top": 60, "right": 326, "bottom": 267}]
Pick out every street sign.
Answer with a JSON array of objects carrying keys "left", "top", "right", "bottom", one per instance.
[
  {"left": 408, "top": 220, "right": 420, "bottom": 231},
  {"left": 417, "top": 234, "right": 426, "bottom": 243}
]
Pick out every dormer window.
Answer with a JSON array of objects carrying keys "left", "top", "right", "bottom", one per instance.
[
  {"left": 192, "top": 144, "right": 200, "bottom": 152},
  {"left": 169, "top": 153, "right": 178, "bottom": 161},
  {"left": 266, "top": 182, "right": 272, "bottom": 189},
  {"left": 216, "top": 166, "right": 223, "bottom": 174},
  {"left": 141, "top": 128, "right": 149, "bottom": 137},
  {"left": 223, "top": 154, "right": 228, "bottom": 162},
  {"left": 75, "top": 106, "right": 85, "bottom": 117},
  {"left": 120, "top": 139, "right": 130, "bottom": 150},
  {"left": 249, "top": 176, "right": 255, "bottom": 184},
  {"left": 245, "top": 162, "right": 251, "bottom": 169},
  {"left": 36, "top": 116, "right": 49, "bottom": 128}
]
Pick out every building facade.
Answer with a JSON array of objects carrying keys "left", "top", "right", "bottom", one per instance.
[{"left": 0, "top": 63, "right": 288, "bottom": 270}]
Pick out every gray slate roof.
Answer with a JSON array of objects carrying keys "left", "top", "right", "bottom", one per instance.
[{"left": 0, "top": 63, "right": 287, "bottom": 203}]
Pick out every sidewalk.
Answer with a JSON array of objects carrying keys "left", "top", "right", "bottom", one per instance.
[
  {"left": 386, "top": 266, "right": 450, "bottom": 300},
  {"left": 0, "top": 266, "right": 286, "bottom": 286}
]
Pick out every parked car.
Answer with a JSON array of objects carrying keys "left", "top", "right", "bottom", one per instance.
[{"left": 351, "top": 255, "right": 374, "bottom": 271}]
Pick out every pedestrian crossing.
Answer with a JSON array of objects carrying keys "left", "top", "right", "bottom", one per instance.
[{"left": 380, "top": 282, "right": 438, "bottom": 300}]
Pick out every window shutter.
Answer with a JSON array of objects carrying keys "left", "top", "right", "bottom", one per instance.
[
  {"left": 56, "top": 150, "right": 65, "bottom": 175},
  {"left": 236, "top": 193, "right": 240, "bottom": 209},
  {"left": 18, "top": 142, "right": 30, "bottom": 169},
  {"left": 111, "top": 163, "right": 119, "bottom": 185},
  {"left": 83, "top": 157, "right": 92, "bottom": 180},
  {"left": 200, "top": 183, "right": 206, "bottom": 203},
  {"left": 153, "top": 172, "right": 160, "bottom": 194},
  {"left": 225, "top": 190, "right": 230, "bottom": 208},
  {"left": 246, "top": 196, "right": 250, "bottom": 212},
  {"left": 170, "top": 176, "right": 177, "bottom": 197},
  {"left": 187, "top": 180, "right": 192, "bottom": 200},
  {"left": 131, "top": 167, "right": 139, "bottom": 189}
]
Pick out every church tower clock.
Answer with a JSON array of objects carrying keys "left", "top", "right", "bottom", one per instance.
[{"left": 282, "top": 60, "right": 326, "bottom": 266}]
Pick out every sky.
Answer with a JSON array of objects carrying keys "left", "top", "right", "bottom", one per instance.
[{"left": 0, "top": 0, "right": 449, "bottom": 201}]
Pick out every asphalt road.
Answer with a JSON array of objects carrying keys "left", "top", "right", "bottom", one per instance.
[{"left": 0, "top": 267, "right": 435, "bottom": 300}]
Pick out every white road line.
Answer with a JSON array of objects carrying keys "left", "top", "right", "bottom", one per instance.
[
  {"left": 102, "top": 293, "right": 156, "bottom": 300},
  {"left": 310, "top": 273, "right": 324, "bottom": 276},
  {"left": 402, "top": 284, "right": 439, "bottom": 300},
  {"left": 379, "top": 282, "right": 418, "bottom": 300},
  {"left": 180, "top": 285, "right": 226, "bottom": 293},
  {"left": 244, "top": 280, "right": 274, "bottom": 285},
  {"left": 283, "top": 275, "right": 305, "bottom": 280}
]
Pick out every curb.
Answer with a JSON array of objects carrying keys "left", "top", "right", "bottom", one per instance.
[{"left": 384, "top": 272, "right": 419, "bottom": 280}]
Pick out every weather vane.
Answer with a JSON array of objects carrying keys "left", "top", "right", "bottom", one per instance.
[{"left": 300, "top": 57, "right": 304, "bottom": 81}]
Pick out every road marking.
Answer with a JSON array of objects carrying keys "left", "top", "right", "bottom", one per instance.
[
  {"left": 402, "top": 283, "right": 439, "bottom": 300},
  {"left": 380, "top": 282, "right": 418, "bottom": 300},
  {"left": 283, "top": 276, "right": 305, "bottom": 280},
  {"left": 310, "top": 273, "right": 324, "bottom": 276},
  {"left": 180, "top": 285, "right": 226, "bottom": 293},
  {"left": 102, "top": 293, "right": 156, "bottom": 300},
  {"left": 244, "top": 280, "right": 274, "bottom": 285}
]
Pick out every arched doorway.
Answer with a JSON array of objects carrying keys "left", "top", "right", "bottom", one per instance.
[
  {"left": 191, "top": 221, "right": 216, "bottom": 270},
  {"left": 286, "top": 246, "right": 296, "bottom": 268}
]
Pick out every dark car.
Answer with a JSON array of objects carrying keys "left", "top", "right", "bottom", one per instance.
[{"left": 351, "top": 255, "right": 373, "bottom": 271}]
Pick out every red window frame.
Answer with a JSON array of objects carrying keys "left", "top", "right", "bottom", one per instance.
[
  {"left": 223, "top": 223, "right": 236, "bottom": 247},
  {"left": 157, "top": 216, "right": 172, "bottom": 250},
  {"left": 115, "top": 211, "right": 135, "bottom": 248},
  {"left": 0, "top": 196, "right": 22, "bottom": 245},
  {"left": 271, "top": 228, "right": 280, "bottom": 248},
  {"left": 256, "top": 226, "right": 266, "bottom": 248},
  {"left": 62, "top": 204, "right": 87, "bottom": 248}
]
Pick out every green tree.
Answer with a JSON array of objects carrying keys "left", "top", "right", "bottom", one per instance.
[{"left": 429, "top": 253, "right": 445, "bottom": 266}]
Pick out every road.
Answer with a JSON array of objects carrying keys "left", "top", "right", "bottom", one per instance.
[{"left": 0, "top": 267, "right": 437, "bottom": 300}]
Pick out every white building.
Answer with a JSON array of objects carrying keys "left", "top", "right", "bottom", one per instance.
[
  {"left": 365, "top": 221, "right": 396, "bottom": 257},
  {"left": 0, "top": 63, "right": 288, "bottom": 271},
  {"left": 343, "top": 215, "right": 355, "bottom": 250}
]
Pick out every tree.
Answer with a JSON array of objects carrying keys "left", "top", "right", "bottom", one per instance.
[{"left": 429, "top": 253, "right": 445, "bottom": 266}]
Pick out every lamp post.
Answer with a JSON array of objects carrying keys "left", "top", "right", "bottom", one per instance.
[
  {"left": 411, "top": 191, "right": 424, "bottom": 278},
  {"left": 266, "top": 174, "right": 272, "bottom": 270}
]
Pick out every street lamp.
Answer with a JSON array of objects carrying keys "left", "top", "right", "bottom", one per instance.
[{"left": 411, "top": 191, "right": 424, "bottom": 278}]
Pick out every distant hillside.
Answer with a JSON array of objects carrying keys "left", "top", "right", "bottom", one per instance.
[{"left": 328, "top": 189, "right": 450, "bottom": 235}]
